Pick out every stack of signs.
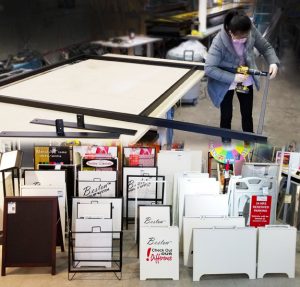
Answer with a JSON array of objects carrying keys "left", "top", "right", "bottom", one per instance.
[
  {"left": 74, "top": 202, "right": 113, "bottom": 267},
  {"left": 78, "top": 171, "right": 117, "bottom": 197},
  {"left": 139, "top": 205, "right": 179, "bottom": 280}
]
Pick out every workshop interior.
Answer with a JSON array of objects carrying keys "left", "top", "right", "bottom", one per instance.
[{"left": 0, "top": 0, "right": 299, "bottom": 286}]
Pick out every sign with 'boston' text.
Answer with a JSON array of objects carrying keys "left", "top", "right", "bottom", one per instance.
[{"left": 140, "top": 226, "right": 179, "bottom": 280}]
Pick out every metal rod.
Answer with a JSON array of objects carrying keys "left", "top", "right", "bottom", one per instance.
[
  {"left": 31, "top": 118, "right": 137, "bottom": 136},
  {"left": 0, "top": 95, "right": 267, "bottom": 142},
  {"left": 0, "top": 131, "right": 120, "bottom": 139}
]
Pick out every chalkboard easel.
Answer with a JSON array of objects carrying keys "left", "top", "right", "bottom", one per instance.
[{"left": 1, "top": 196, "right": 60, "bottom": 276}]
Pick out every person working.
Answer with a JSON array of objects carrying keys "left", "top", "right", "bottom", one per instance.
[{"left": 204, "top": 9, "right": 279, "bottom": 144}]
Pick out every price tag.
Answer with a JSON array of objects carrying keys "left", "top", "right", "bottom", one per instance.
[
  {"left": 262, "top": 186, "right": 269, "bottom": 195},
  {"left": 8, "top": 202, "right": 16, "bottom": 214},
  {"left": 55, "top": 164, "right": 61, "bottom": 170}
]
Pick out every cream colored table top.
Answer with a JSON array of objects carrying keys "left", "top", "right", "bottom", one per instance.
[{"left": 0, "top": 54, "right": 204, "bottom": 145}]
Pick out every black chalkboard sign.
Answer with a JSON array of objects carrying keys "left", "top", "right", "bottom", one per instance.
[{"left": 1, "top": 197, "right": 58, "bottom": 276}]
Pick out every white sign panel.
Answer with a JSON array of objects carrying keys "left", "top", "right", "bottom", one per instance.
[
  {"left": 77, "top": 202, "right": 111, "bottom": 219},
  {"left": 78, "top": 181, "right": 116, "bottom": 197},
  {"left": 123, "top": 167, "right": 157, "bottom": 216},
  {"left": 74, "top": 218, "right": 113, "bottom": 267},
  {"left": 78, "top": 171, "right": 117, "bottom": 182},
  {"left": 193, "top": 227, "right": 257, "bottom": 281},
  {"left": 72, "top": 198, "right": 122, "bottom": 239},
  {"left": 139, "top": 206, "right": 171, "bottom": 228},
  {"left": 184, "top": 194, "right": 229, "bottom": 217},
  {"left": 183, "top": 216, "right": 245, "bottom": 267},
  {"left": 24, "top": 170, "right": 66, "bottom": 186},
  {"left": 140, "top": 226, "right": 179, "bottom": 280},
  {"left": 257, "top": 225, "right": 297, "bottom": 278}
]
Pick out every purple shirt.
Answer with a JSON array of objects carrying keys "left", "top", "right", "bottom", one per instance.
[{"left": 229, "top": 40, "right": 253, "bottom": 90}]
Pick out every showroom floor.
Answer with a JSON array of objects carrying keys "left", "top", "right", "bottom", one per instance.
[{"left": 0, "top": 28, "right": 299, "bottom": 287}]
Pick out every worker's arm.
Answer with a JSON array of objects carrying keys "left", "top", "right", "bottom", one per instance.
[
  {"left": 204, "top": 34, "right": 235, "bottom": 84},
  {"left": 253, "top": 25, "right": 280, "bottom": 66}
]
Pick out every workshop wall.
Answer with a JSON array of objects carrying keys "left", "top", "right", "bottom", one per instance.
[{"left": 0, "top": 0, "right": 146, "bottom": 59}]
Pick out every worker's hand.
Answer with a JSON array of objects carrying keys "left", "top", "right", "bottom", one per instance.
[
  {"left": 269, "top": 64, "right": 278, "bottom": 79},
  {"left": 234, "top": 74, "right": 248, "bottom": 83}
]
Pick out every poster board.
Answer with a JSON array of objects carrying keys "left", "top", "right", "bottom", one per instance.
[
  {"left": 249, "top": 195, "right": 272, "bottom": 227},
  {"left": 78, "top": 171, "right": 117, "bottom": 181},
  {"left": 73, "top": 146, "right": 118, "bottom": 165},
  {"left": 140, "top": 226, "right": 179, "bottom": 280},
  {"left": 78, "top": 170, "right": 117, "bottom": 197},
  {"left": 78, "top": 181, "right": 116, "bottom": 197},
  {"left": 0, "top": 150, "right": 23, "bottom": 171},
  {"left": 34, "top": 146, "right": 72, "bottom": 170},
  {"left": 1, "top": 196, "right": 58, "bottom": 276},
  {"left": 24, "top": 170, "right": 66, "bottom": 186}
]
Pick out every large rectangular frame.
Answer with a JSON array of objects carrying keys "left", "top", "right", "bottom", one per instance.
[{"left": 0, "top": 54, "right": 267, "bottom": 143}]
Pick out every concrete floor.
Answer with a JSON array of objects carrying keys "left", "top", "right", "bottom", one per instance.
[{"left": 0, "top": 229, "right": 299, "bottom": 287}]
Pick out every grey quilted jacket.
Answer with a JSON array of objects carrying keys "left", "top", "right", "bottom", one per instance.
[{"left": 204, "top": 25, "right": 280, "bottom": 108}]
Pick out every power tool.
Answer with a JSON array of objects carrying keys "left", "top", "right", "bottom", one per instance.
[{"left": 222, "top": 66, "right": 269, "bottom": 94}]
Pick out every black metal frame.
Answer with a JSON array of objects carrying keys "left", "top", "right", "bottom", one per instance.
[
  {"left": 0, "top": 55, "right": 266, "bottom": 142},
  {"left": 71, "top": 197, "right": 123, "bottom": 241},
  {"left": 0, "top": 131, "right": 120, "bottom": 139},
  {"left": 126, "top": 175, "right": 165, "bottom": 229},
  {"left": 68, "top": 230, "right": 123, "bottom": 280},
  {"left": 31, "top": 118, "right": 137, "bottom": 136}
]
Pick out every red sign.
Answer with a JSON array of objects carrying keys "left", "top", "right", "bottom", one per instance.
[{"left": 250, "top": 195, "right": 272, "bottom": 227}]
